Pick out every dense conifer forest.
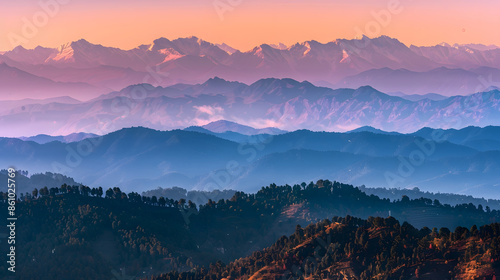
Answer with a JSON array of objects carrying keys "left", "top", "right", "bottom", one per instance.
[
  {"left": 0, "top": 180, "right": 498, "bottom": 279},
  {"left": 155, "top": 216, "right": 500, "bottom": 279}
]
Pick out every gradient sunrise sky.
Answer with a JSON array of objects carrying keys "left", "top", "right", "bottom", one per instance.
[{"left": 1, "top": 0, "right": 499, "bottom": 52}]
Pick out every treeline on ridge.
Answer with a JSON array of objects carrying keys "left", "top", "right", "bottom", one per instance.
[{"left": 0, "top": 180, "right": 498, "bottom": 279}]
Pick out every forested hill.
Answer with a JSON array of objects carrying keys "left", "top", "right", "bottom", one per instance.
[
  {"left": 0, "top": 169, "right": 81, "bottom": 194},
  {"left": 154, "top": 216, "right": 500, "bottom": 280},
  {"left": 0, "top": 180, "right": 499, "bottom": 279}
]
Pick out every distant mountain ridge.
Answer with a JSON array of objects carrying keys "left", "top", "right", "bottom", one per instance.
[
  {"left": 2, "top": 35, "right": 500, "bottom": 98},
  {"left": 346, "top": 126, "right": 400, "bottom": 135},
  {"left": 412, "top": 126, "right": 500, "bottom": 151},
  {"left": 3, "top": 125, "right": 500, "bottom": 198},
  {"left": 201, "top": 120, "right": 286, "bottom": 135},
  {"left": 19, "top": 132, "right": 99, "bottom": 144},
  {"left": 0, "top": 96, "right": 81, "bottom": 114},
  {"left": 1, "top": 77, "right": 499, "bottom": 137},
  {"left": 338, "top": 66, "right": 500, "bottom": 96},
  {"left": 0, "top": 63, "right": 107, "bottom": 100},
  {"left": 389, "top": 92, "right": 448, "bottom": 101}
]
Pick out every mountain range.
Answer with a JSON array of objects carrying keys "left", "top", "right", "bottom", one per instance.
[
  {"left": 1, "top": 36, "right": 500, "bottom": 99},
  {"left": 3, "top": 125, "right": 500, "bottom": 198},
  {"left": 199, "top": 120, "right": 286, "bottom": 135},
  {"left": 0, "top": 63, "right": 107, "bottom": 100},
  {"left": 18, "top": 132, "right": 99, "bottom": 144},
  {"left": 338, "top": 66, "right": 500, "bottom": 96},
  {"left": 14, "top": 120, "right": 500, "bottom": 152},
  {"left": 2, "top": 77, "right": 499, "bottom": 137}
]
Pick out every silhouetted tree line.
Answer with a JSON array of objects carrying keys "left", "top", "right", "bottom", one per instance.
[
  {"left": 0, "top": 180, "right": 499, "bottom": 280},
  {"left": 359, "top": 185, "right": 500, "bottom": 210}
]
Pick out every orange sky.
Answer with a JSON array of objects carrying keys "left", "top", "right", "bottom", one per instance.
[{"left": 1, "top": 0, "right": 499, "bottom": 51}]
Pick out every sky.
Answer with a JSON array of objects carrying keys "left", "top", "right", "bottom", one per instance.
[{"left": 1, "top": 0, "right": 499, "bottom": 51}]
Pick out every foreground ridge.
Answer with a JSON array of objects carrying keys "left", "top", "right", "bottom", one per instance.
[
  {"left": 1, "top": 180, "right": 499, "bottom": 279},
  {"left": 154, "top": 215, "right": 500, "bottom": 280}
]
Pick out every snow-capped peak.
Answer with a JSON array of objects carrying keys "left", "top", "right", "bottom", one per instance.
[
  {"left": 269, "top": 43, "right": 288, "bottom": 50},
  {"left": 340, "top": 49, "right": 350, "bottom": 63},
  {"left": 159, "top": 48, "right": 184, "bottom": 63},
  {"left": 438, "top": 42, "right": 452, "bottom": 48},
  {"left": 52, "top": 42, "right": 75, "bottom": 62},
  {"left": 216, "top": 43, "right": 237, "bottom": 54},
  {"left": 301, "top": 42, "right": 312, "bottom": 56}
]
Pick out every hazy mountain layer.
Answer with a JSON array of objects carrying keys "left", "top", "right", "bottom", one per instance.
[
  {"left": 2, "top": 126, "right": 500, "bottom": 198},
  {"left": 1, "top": 78, "right": 499, "bottom": 137}
]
